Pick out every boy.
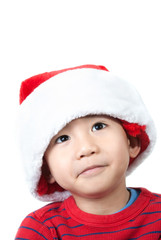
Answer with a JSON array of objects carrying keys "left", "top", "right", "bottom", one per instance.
[{"left": 15, "top": 65, "right": 161, "bottom": 239}]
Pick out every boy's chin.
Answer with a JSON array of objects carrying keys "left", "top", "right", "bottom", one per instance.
[{"left": 71, "top": 185, "right": 115, "bottom": 200}]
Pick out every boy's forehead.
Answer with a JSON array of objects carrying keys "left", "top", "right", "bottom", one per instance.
[{"left": 59, "top": 114, "right": 118, "bottom": 131}]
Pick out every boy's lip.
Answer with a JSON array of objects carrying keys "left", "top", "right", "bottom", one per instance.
[{"left": 78, "top": 164, "right": 107, "bottom": 176}]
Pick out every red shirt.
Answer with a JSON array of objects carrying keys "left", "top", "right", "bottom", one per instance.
[{"left": 15, "top": 188, "right": 161, "bottom": 239}]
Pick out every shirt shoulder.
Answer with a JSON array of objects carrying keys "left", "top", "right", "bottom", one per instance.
[
  {"left": 140, "top": 187, "right": 161, "bottom": 200},
  {"left": 15, "top": 201, "right": 65, "bottom": 239},
  {"left": 138, "top": 187, "right": 161, "bottom": 213},
  {"left": 33, "top": 201, "right": 65, "bottom": 220}
]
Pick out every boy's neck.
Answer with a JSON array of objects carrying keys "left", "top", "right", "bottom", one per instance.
[{"left": 72, "top": 182, "right": 130, "bottom": 215}]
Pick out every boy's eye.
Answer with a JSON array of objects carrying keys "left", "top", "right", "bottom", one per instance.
[
  {"left": 92, "top": 122, "right": 107, "bottom": 131},
  {"left": 55, "top": 135, "right": 70, "bottom": 144}
]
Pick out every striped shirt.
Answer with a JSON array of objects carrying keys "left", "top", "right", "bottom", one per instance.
[{"left": 15, "top": 188, "right": 161, "bottom": 239}]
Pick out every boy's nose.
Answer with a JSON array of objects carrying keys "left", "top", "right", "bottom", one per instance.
[{"left": 76, "top": 137, "right": 99, "bottom": 160}]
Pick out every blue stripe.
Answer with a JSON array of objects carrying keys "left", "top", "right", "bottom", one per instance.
[
  {"left": 153, "top": 193, "right": 161, "bottom": 198},
  {"left": 32, "top": 203, "right": 58, "bottom": 214},
  {"left": 19, "top": 226, "right": 48, "bottom": 240},
  {"left": 47, "top": 207, "right": 66, "bottom": 213},
  {"left": 15, "top": 238, "right": 29, "bottom": 240},
  {"left": 61, "top": 229, "right": 161, "bottom": 239},
  {"left": 43, "top": 215, "right": 71, "bottom": 223},
  {"left": 128, "top": 231, "right": 161, "bottom": 240},
  {"left": 26, "top": 216, "right": 51, "bottom": 230},
  {"left": 55, "top": 223, "right": 84, "bottom": 229},
  {"left": 26, "top": 215, "right": 43, "bottom": 225},
  {"left": 58, "top": 218, "right": 161, "bottom": 238},
  {"left": 152, "top": 201, "right": 161, "bottom": 204},
  {"left": 141, "top": 211, "right": 161, "bottom": 215},
  {"left": 26, "top": 214, "right": 72, "bottom": 229},
  {"left": 61, "top": 232, "right": 109, "bottom": 238},
  {"left": 129, "top": 219, "right": 135, "bottom": 222},
  {"left": 47, "top": 206, "right": 60, "bottom": 211}
]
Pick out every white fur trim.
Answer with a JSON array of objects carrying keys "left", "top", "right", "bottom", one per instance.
[{"left": 18, "top": 68, "right": 156, "bottom": 202}]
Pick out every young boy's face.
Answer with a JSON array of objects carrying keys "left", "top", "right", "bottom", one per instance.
[{"left": 44, "top": 115, "right": 140, "bottom": 200}]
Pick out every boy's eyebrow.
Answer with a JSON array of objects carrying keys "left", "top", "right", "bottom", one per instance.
[
  {"left": 54, "top": 115, "right": 113, "bottom": 137},
  {"left": 88, "top": 115, "right": 121, "bottom": 125},
  {"left": 84, "top": 115, "right": 113, "bottom": 122}
]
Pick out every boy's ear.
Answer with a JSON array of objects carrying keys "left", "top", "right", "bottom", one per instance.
[
  {"left": 48, "top": 174, "right": 56, "bottom": 184},
  {"left": 42, "top": 158, "right": 56, "bottom": 184},
  {"left": 128, "top": 136, "right": 141, "bottom": 158}
]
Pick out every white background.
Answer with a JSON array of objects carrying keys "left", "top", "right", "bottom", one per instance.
[{"left": 0, "top": 0, "right": 161, "bottom": 239}]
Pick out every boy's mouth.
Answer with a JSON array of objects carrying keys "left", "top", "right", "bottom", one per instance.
[{"left": 78, "top": 165, "right": 107, "bottom": 177}]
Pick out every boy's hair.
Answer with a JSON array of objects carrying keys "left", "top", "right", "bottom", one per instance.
[{"left": 18, "top": 65, "right": 156, "bottom": 202}]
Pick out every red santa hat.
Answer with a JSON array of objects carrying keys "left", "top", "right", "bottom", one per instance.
[{"left": 18, "top": 64, "right": 156, "bottom": 202}]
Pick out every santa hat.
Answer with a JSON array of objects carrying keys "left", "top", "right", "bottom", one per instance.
[{"left": 18, "top": 64, "right": 156, "bottom": 202}]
